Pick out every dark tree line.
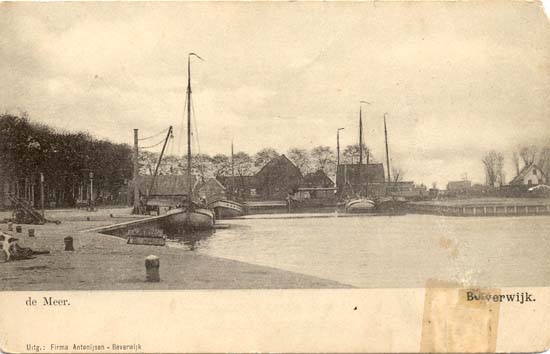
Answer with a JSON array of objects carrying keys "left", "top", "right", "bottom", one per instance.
[
  {"left": 0, "top": 114, "right": 133, "bottom": 205},
  {"left": 0, "top": 113, "right": 387, "bottom": 207}
]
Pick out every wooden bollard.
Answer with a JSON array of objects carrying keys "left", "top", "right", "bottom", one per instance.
[
  {"left": 15, "top": 226, "right": 22, "bottom": 233},
  {"left": 145, "top": 255, "right": 160, "bottom": 282},
  {"left": 86, "top": 217, "right": 90, "bottom": 221},
  {"left": 28, "top": 229, "right": 35, "bottom": 237},
  {"left": 64, "top": 236, "right": 74, "bottom": 251},
  {"left": 7, "top": 222, "right": 13, "bottom": 232}
]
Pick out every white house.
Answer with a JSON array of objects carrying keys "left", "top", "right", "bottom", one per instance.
[{"left": 509, "top": 164, "right": 547, "bottom": 186}]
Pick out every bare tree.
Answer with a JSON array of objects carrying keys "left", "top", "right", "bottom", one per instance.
[
  {"left": 512, "top": 151, "right": 520, "bottom": 176},
  {"left": 496, "top": 155, "right": 505, "bottom": 186},
  {"left": 391, "top": 167, "right": 405, "bottom": 183},
  {"left": 160, "top": 155, "right": 183, "bottom": 175},
  {"left": 310, "top": 146, "right": 335, "bottom": 174},
  {"left": 519, "top": 145, "right": 538, "bottom": 167},
  {"left": 287, "top": 148, "right": 311, "bottom": 175},
  {"left": 342, "top": 144, "right": 372, "bottom": 164},
  {"left": 254, "top": 148, "right": 279, "bottom": 169},
  {"left": 138, "top": 151, "right": 158, "bottom": 175},
  {"left": 229, "top": 151, "right": 254, "bottom": 199},
  {"left": 482, "top": 151, "right": 504, "bottom": 187},
  {"left": 233, "top": 152, "right": 254, "bottom": 177},
  {"left": 193, "top": 153, "right": 213, "bottom": 180},
  {"left": 211, "top": 154, "right": 231, "bottom": 178},
  {"left": 538, "top": 146, "right": 550, "bottom": 182}
]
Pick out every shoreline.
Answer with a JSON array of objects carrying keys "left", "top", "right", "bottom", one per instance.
[{"left": 0, "top": 209, "right": 351, "bottom": 290}]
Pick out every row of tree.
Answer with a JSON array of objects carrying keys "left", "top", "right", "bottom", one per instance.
[
  {"left": 482, "top": 145, "right": 550, "bottom": 187},
  {"left": 0, "top": 113, "right": 392, "bottom": 205},
  {"left": 0, "top": 114, "right": 133, "bottom": 204},
  {"left": 139, "top": 145, "right": 377, "bottom": 178}
]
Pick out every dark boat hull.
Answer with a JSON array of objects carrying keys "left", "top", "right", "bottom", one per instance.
[
  {"left": 373, "top": 197, "right": 409, "bottom": 214},
  {"left": 345, "top": 198, "right": 376, "bottom": 213},
  {"left": 160, "top": 208, "right": 214, "bottom": 234},
  {"left": 208, "top": 199, "right": 246, "bottom": 219}
]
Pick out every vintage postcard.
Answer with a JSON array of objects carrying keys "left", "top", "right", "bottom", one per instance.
[{"left": 1, "top": 1, "right": 550, "bottom": 352}]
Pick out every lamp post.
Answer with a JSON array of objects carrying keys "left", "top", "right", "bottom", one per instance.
[
  {"left": 40, "top": 172, "right": 44, "bottom": 217},
  {"left": 359, "top": 101, "right": 371, "bottom": 166},
  {"left": 89, "top": 172, "right": 94, "bottom": 211},
  {"left": 336, "top": 128, "right": 345, "bottom": 166},
  {"left": 336, "top": 128, "right": 345, "bottom": 195}
]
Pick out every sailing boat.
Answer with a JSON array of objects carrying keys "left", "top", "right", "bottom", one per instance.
[
  {"left": 206, "top": 141, "right": 246, "bottom": 219},
  {"left": 162, "top": 53, "right": 214, "bottom": 232},
  {"left": 345, "top": 103, "right": 376, "bottom": 213},
  {"left": 373, "top": 113, "right": 407, "bottom": 213}
]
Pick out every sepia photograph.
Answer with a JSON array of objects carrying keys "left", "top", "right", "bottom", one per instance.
[{"left": 1, "top": 1, "right": 550, "bottom": 352}]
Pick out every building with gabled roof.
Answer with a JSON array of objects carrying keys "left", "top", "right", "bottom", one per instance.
[
  {"left": 131, "top": 174, "right": 198, "bottom": 197},
  {"left": 254, "top": 154, "right": 303, "bottom": 199},
  {"left": 216, "top": 155, "right": 304, "bottom": 201},
  {"left": 196, "top": 177, "right": 226, "bottom": 202},
  {"left": 336, "top": 163, "right": 385, "bottom": 198},
  {"left": 216, "top": 175, "right": 259, "bottom": 200},
  {"left": 509, "top": 163, "right": 547, "bottom": 186},
  {"left": 301, "top": 170, "right": 335, "bottom": 188}
]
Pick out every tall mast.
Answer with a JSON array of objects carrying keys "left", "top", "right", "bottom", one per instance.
[
  {"left": 358, "top": 108, "right": 363, "bottom": 196},
  {"left": 366, "top": 143, "right": 370, "bottom": 197},
  {"left": 337, "top": 131, "right": 340, "bottom": 166},
  {"left": 359, "top": 108, "right": 363, "bottom": 166},
  {"left": 186, "top": 55, "right": 192, "bottom": 216},
  {"left": 231, "top": 140, "right": 235, "bottom": 199},
  {"left": 147, "top": 126, "right": 173, "bottom": 202},
  {"left": 133, "top": 129, "right": 139, "bottom": 213},
  {"left": 384, "top": 113, "right": 391, "bottom": 184}
]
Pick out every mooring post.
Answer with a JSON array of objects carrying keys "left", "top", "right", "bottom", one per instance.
[
  {"left": 7, "top": 222, "right": 13, "bottom": 232},
  {"left": 15, "top": 225, "right": 22, "bottom": 233},
  {"left": 145, "top": 255, "right": 160, "bottom": 282},
  {"left": 287, "top": 195, "right": 292, "bottom": 213},
  {"left": 64, "top": 236, "right": 74, "bottom": 251},
  {"left": 28, "top": 229, "right": 35, "bottom": 237}
]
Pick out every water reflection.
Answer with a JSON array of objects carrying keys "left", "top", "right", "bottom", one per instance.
[
  {"left": 167, "top": 229, "right": 216, "bottom": 250},
  {"left": 189, "top": 215, "right": 550, "bottom": 288}
]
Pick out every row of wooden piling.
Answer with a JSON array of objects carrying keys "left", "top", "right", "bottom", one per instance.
[{"left": 410, "top": 203, "right": 550, "bottom": 216}]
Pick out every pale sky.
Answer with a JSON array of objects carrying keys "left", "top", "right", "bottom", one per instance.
[{"left": 2, "top": 1, "right": 550, "bottom": 187}]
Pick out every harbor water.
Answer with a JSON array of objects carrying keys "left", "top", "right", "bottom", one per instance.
[{"left": 175, "top": 214, "right": 550, "bottom": 288}]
